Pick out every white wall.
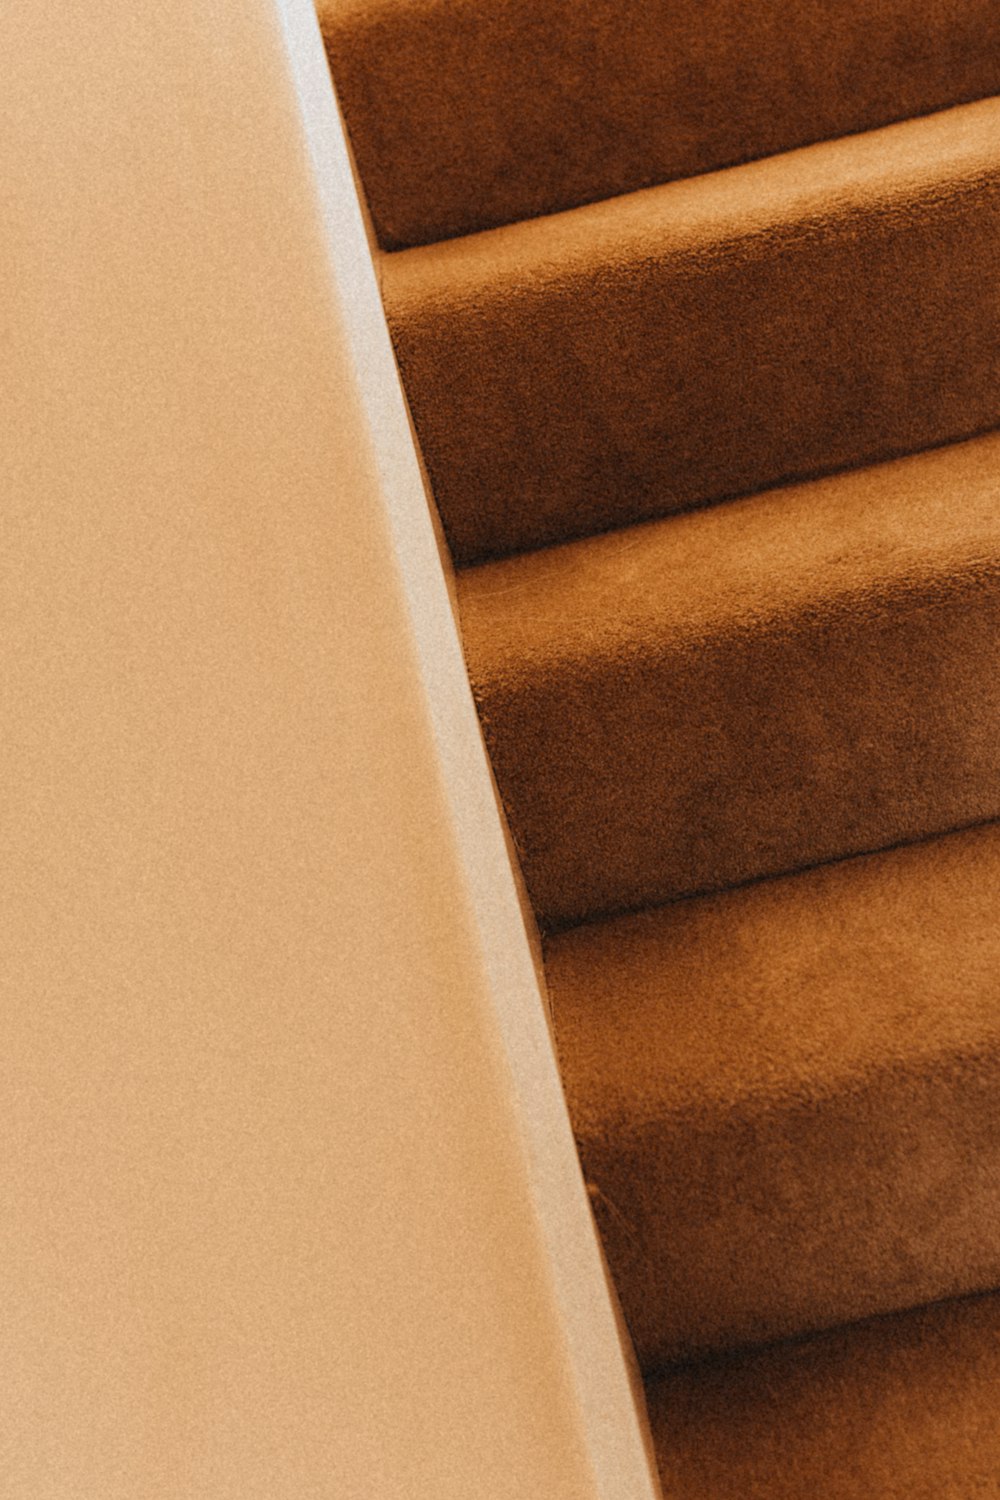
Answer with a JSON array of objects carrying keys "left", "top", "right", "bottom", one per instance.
[{"left": 0, "top": 2, "right": 661, "bottom": 1495}]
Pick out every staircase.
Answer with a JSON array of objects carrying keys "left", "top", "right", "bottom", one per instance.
[{"left": 319, "top": 3, "right": 1000, "bottom": 1491}]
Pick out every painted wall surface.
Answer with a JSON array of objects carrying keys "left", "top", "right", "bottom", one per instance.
[{"left": 1, "top": 2, "right": 661, "bottom": 1495}]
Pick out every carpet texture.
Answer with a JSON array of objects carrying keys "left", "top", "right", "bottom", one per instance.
[
  {"left": 460, "top": 433, "right": 1000, "bottom": 929},
  {"left": 547, "top": 822, "right": 1000, "bottom": 1370},
  {"left": 386, "top": 99, "right": 1000, "bottom": 564},
  {"left": 322, "top": 5, "right": 1000, "bottom": 1490},
  {"left": 647, "top": 1291, "right": 1000, "bottom": 1499},
  {"left": 319, "top": 0, "right": 1000, "bottom": 248}
]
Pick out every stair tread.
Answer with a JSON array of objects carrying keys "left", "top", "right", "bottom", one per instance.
[
  {"left": 321, "top": 0, "right": 1000, "bottom": 248},
  {"left": 386, "top": 97, "right": 1000, "bottom": 564},
  {"left": 459, "top": 431, "right": 1000, "bottom": 671},
  {"left": 458, "top": 431, "right": 1000, "bottom": 929},
  {"left": 647, "top": 1291, "right": 1000, "bottom": 1499},
  {"left": 547, "top": 821, "right": 1000, "bottom": 1368}
]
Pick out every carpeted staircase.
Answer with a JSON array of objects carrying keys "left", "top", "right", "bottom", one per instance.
[{"left": 319, "top": 4, "right": 1000, "bottom": 1492}]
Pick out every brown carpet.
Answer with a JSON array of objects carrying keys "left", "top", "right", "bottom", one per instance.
[
  {"left": 460, "top": 432, "right": 1000, "bottom": 929},
  {"left": 320, "top": 0, "right": 1000, "bottom": 248},
  {"left": 321, "top": 6, "right": 1000, "bottom": 1490},
  {"left": 647, "top": 1291, "right": 1000, "bottom": 1499},
  {"left": 385, "top": 100, "right": 1000, "bottom": 564},
  {"left": 547, "top": 822, "right": 1000, "bottom": 1370}
]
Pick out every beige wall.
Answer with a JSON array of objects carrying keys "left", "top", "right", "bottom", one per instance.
[{"left": 1, "top": 2, "right": 660, "bottom": 1495}]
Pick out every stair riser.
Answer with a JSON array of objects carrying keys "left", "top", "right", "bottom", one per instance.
[
  {"left": 582, "top": 1055, "right": 1000, "bottom": 1371},
  {"left": 388, "top": 136, "right": 1000, "bottom": 565},
  {"left": 468, "top": 568, "right": 1000, "bottom": 929},
  {"left": 322, "top": 0, "right": 1000, "bottom": 247},
  {"left": 549, "top": 823, "right": 1000, "bottom": 1374}
]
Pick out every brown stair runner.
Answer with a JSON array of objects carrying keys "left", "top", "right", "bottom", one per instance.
[{"left": 320, "top": 4, "right": 1000, "bottom": 1491}]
